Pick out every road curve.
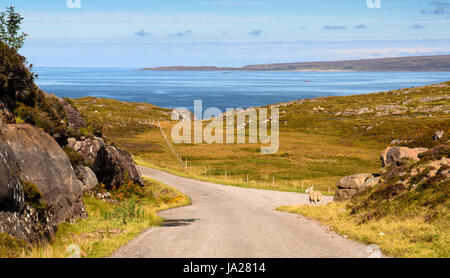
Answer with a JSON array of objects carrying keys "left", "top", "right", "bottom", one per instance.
[{"left": 110, "top": 166, "right": 371, "bottom": 258}]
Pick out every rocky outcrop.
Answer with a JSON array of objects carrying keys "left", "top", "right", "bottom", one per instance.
[
  {"left": 67, "top": 136, "right": 106, "bottom": 165},
  {"left": 334, "top": 173, "right": 380, "bottom": 201},
  {"left": 75, "top": 166, "right": 98, "bottom": 191},
  {"left": 333, "top": 144, "right": 448, "bottom": 202},
  {"left": 58, "top": 98, "right": 87, "bottom": 135},
  {"left": 380, "top": 147, "right": 428, "bottom": 167},
  {"left": 1, "top": 124, "right": 85, "bottom": 228},
  {"left": 68, "top": 136, "right": 143, "bottom": 189},
  {"left": 1, "top": 124, "right": 64, "bottom": 243},
  {"left": 93, "top": 145, "right": 143, "bottom": 190},
  {"left": 0, "top": 134, "right": 24, "bottom": 213}
]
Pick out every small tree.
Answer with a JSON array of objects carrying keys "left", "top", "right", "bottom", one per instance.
[{"left": 0, "top": 6, "right": 27, "bottom": 50}]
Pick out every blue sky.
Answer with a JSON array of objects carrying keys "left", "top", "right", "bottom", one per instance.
[{"left": 4, "top": 0, "right": 450, "bottom": 67}]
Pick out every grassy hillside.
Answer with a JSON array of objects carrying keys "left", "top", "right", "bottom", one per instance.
[
  {"left": 243, "top": 55, "right": 450, "bottom": 71},
  {"left": 73, "top": 82, "right": 449, "bottom": 193},
  {"left": 278, "top": 145, "right": 449, "bottom": 258}
]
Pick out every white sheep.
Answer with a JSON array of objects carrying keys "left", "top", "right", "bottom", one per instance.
[{"left": 305, "top": 186, "right": 322, "bottom": 205}]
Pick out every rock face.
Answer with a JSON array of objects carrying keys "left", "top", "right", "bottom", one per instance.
[
  {"left": 0, "top": 135, "right": 24, "bottom": 213},
  {"left": 93, "top": 145, "right": 143, "bottom": 189},
  {"left": 68, "top": 137, "right": 143, "bottom": 189},
  {"left": 334, "top": 173, "right": 380, "bottom": 202},
  {"left": 75, "top": 166, "right": 98, "bottom": 191},
  {"left": 1, "top": 129, "right": 43, "bottom": 243},
  {"left": 67, "top": 136, "right": 106, "bottom": 165},
  {"left": 2, "top": 124, "right": 85, "bottom": 227},
  {"left": 380, "top": 147, "right": 428, "bottom": 167}
]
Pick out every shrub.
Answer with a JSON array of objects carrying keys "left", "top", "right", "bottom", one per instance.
[
  {"left": 110, "top": 173, "right": 149, "bottom": 201},
  {"left": 63, "top": 146, "right": 86, "bottom": 168},
  {"left": 0, "top": 41, "right": 35, "bottom": 100},
  {"left": 419, "top": 145, "right": 450, "bottom": 161},
  {"left": 102, "top": 198, "right": 144, "bottom": 224},
  {"left": 21, "top": 179, "right": 49, "bottom": 218}
]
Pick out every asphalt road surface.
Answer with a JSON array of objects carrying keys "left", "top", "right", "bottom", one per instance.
[{"left": 110, "top": 166, "right": 372, "bottom": 258}]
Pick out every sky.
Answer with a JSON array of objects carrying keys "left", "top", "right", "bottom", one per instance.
[{"left": 3, "top": 0, "right": 450, "bottom": 67}]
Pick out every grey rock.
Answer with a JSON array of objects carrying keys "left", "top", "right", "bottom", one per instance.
[
  {"left": 93, "top": 145, "right": 143, "bottom": 189},
  {"left": 0, "top": 133, "right": 24, "bottom": 213},
  {"left": 336, "top": 173, "right": 374, "bottom": 190},
  {"left": 361, "top": 176, "right": 380, "bottom": 190},
  {"left": 380, "top": 147, "right": 428, "bottom": 167},
  {"left": 333, "top": 189, "right": 358, "bottom": 202},
  {"left": 67, "top": 136, "right": 106, "bottom": 165},
  {"left": 334, "top": 174, "right": 380, "bottom": 202},
  {"left": 2, "top": 124, "right": 85, "bottom": 227},
  {"left": 75, "top": 166, "right": 98, "bottom": 191}
]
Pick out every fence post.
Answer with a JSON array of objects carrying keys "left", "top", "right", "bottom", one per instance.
[
  {"left": 225, "top": 171, "right": 227, "bottom": 180},
  {"left": 247, "top": 174, "right": 249, "bottom": 183}
]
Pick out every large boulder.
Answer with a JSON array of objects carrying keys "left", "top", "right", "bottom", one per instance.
[
  {"left": 380, "top": 147, "right": 428, "bottom": 167},
  {"left": 334, "top": 173, "right": 380, "bottom": 202},
  {"left": 333, "top": 189, "right": 358, "bottom": 202},
  {"left": 0, "top": 135, "right": 24, "bottom": 213},
  {"left": 336, "top": 173, "right": 374, "bottom": 190},
  {"left": 93, "top": 145, "right": 143, "bottom": 189},
  {"left": 75, "top": 165, "right": 98, "bottom": 191},
  {"left": 68, "top": 136, "right": 143, "bottom": 189},
  {"left": 2, "top": 124, "right": 85, "bottom": 227},
  {"left": 0, "top": 126, "right": 54, "bottom": 242},
  {"left": 67, "top": 136, "right": 106, "bottom": 165}
]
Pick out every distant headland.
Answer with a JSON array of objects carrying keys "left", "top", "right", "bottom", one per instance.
[{"left": 139, "top": 55, "right": 450, "bottom": 72}]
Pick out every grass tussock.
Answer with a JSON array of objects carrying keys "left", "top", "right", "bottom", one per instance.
[{"left": 1, "top": 177, "right": 190, "bottom": 258}]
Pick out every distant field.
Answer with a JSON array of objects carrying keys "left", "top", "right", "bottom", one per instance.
[{"left": 73, "top": 82, "right": 450, "bottom": 193}]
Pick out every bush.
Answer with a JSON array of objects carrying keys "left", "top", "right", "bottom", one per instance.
[
  {"left": 63, "top": 146, "right": 86, "bottom": 168},
  {"left": 0, "top": 41, "right": 35, "bottom": 100},
  {"left": 419, "top": 145, "right": 450, "bottom": 161},
  {"left": 21, "top": 179, "right": 49, "bottom": 218},
  {"left": 110, "top": 173, "right": 149, "bottom": 201},
  {"left": 102, "top": 198, "right": 144, "bottom": 224}
]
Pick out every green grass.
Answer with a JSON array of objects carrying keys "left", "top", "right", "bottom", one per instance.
[
  {"left": 1, "top": 177, "right": 190, "bottom": 258},
  {"left": 135, "top": 158, "right": 336, "bottom": 195},
  {"left": 74, "top": 82, "right": 450, "bottom": 194}
]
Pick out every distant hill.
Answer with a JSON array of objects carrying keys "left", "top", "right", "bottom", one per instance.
[{"left": 140, "top": 55, "right": 450, "bottom": 72}]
